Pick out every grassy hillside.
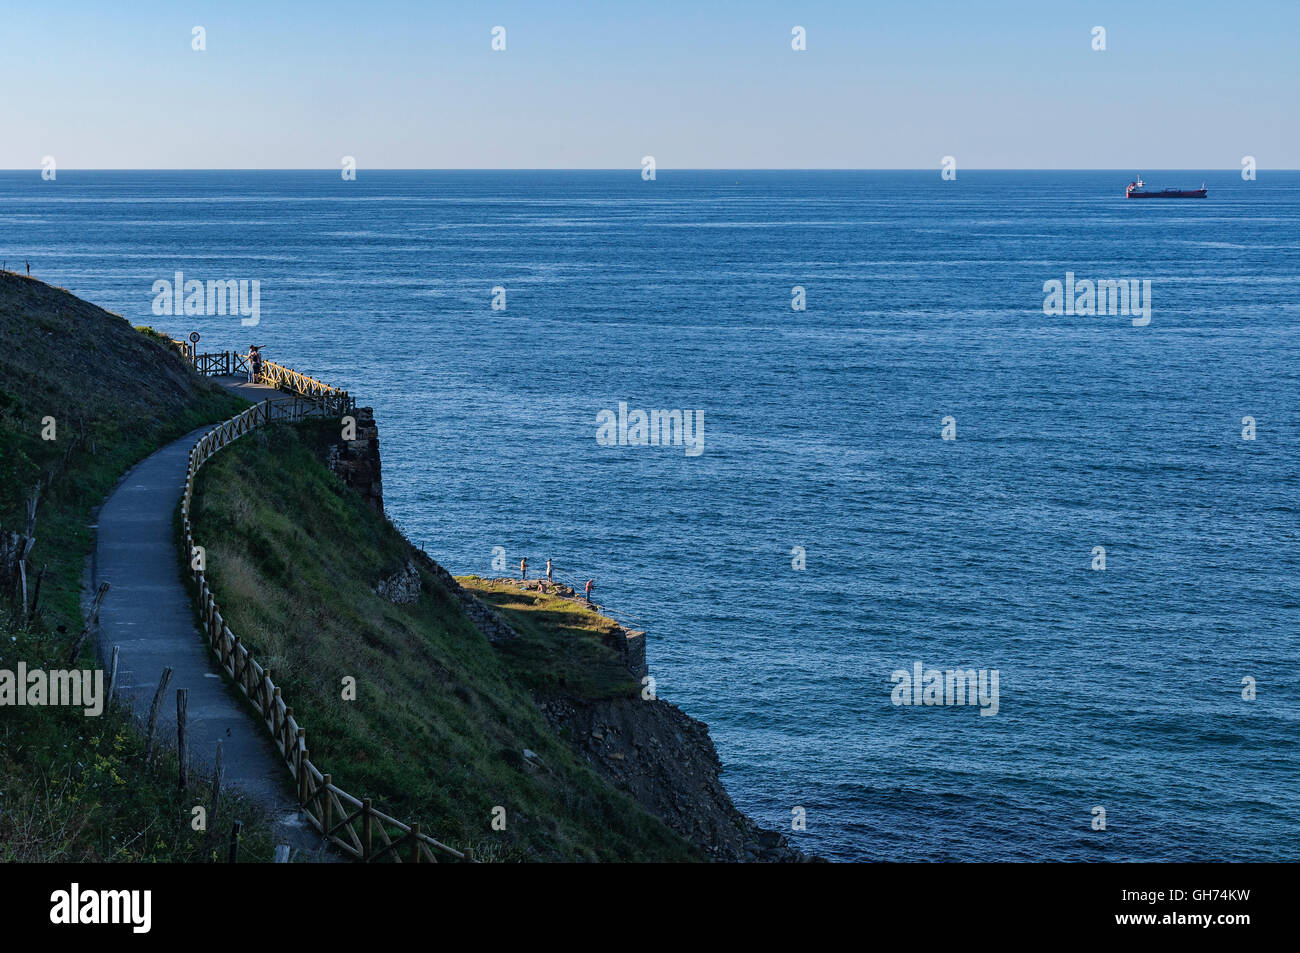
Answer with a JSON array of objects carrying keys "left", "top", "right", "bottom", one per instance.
[
  {"left": 190, "top": 418, "right": 699, "bottom": 861},
  {"left": 0, "top": 270, "right": 272, "bottom": 861},
  {"left": 0, "top": 271, "right": 247, "bottom": 623}
]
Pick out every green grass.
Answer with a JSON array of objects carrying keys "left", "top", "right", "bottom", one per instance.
[
  {"left": 0, "top": 270, "right": 271, "bottom": 861},
  {"left": 191, "top": 419, "right": 699, "bottom": 862}
]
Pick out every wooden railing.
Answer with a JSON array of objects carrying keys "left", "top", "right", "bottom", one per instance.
[
  {"left": 177, "top": 372, "right": 471, "bottom": 862},
  {"left": 256, "top": 361, "right": 353, "bottom": 411},
  {"left": 167, "top": 338, "right": 356, "bottom": 415},
  {"left": 195, "top": 350, "right": 232, "bottom": 376}
]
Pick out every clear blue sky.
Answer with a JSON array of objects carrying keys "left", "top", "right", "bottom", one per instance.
[{"left": 2, "top": 0, "right": 1295, "bottom": 169}]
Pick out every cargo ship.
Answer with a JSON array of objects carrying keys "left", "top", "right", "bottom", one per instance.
[{"left": 1125, "top": 175, "right": 1207, "bottom": 199}]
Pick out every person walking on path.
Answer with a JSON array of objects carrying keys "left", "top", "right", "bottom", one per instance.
[
  {"left": 520, "top": 557, "right": 528, "bottom": 582},
  {"left": 584, "top": 578, "right": 594, "bottom": 606}
]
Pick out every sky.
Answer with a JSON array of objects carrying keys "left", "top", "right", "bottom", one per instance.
[{"left": 1, "top": 0, "right": 1296, "bottom": 169}]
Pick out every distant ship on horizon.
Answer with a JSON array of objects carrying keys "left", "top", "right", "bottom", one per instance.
[{"left": 1125, "top": 174, "right": 1207, "bottom": 199}]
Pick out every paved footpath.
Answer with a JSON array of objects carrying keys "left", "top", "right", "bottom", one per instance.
[{"left": 90, "top": 377, "right": 333, "bottom": 859}]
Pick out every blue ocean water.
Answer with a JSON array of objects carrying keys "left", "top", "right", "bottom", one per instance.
[{"left": 3, "top": 170, "right": 1297, "bottom": 861}]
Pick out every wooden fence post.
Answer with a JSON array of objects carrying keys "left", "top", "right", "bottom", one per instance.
[
  {"left": 298, "top": 748, "right": 310, "bottom": 806},
  {"left": 322, "top": 774, "right": 333, "bottom": 835},
  {"left": 30, "top": 563, "right": 45, "bottom": 617},
  {"left": 362, "top": 798, "right": 373, "bottom": 862},
  {"left": 410, "top": 823, "right": 421, "bottom": 863},
  {"left": 176, "top": 688, "right": 189, "bottom": 792},
  {"left": 67, "top": 581, "right": 109, "bottom": 664},
  {"left": 143, "top": 666, "right": 173, "bottom": 764},
  {"left": 211, "top": 740, "right": 224, "bottom": 817},
  {"left": 105, "top": 644, "right": 119, "bottom": 710},
  {"left": 280, "top": 706, "right": 292, "bottom": 757},
  {"left": 228, "top": 821, "right": 242, "bottom": 863}
]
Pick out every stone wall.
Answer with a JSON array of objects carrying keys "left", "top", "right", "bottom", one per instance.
[
  {"left": 324, "top": 406, "right": 383, "bottom": 512},
  {"left": 618, "top": 628, "right": 647, "bottom": 683},
  {"left": 374, "top": 559, "right": 421, "bottom": 604}
]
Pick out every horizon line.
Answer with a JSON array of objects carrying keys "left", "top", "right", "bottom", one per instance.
[{"left": 2, "top": 167, "right": 1294, "bottom": 173}]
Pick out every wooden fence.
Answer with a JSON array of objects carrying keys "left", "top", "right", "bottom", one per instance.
[
  {"left": 167, "top": 338, "right": 356, "bottom": 415},
  {"left": 174, "top": 343, "right": 471, "bottom": 862}
]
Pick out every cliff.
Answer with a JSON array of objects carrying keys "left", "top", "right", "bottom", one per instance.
[
  {"left": 541, "top": 695, "right": 801, "bottom": 862},
  {"left": 460, "top": 578, "right": 810, "bottom": 862}
]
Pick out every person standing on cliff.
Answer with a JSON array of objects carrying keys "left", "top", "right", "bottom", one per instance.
[
  {"left": 247, "top": 345, "right": 263, "bottom": 383},
  {"left": 520, "top": 557, "right": 527, "bottom": 582},
  {"left": 584, "top": 578, "right": 594, "bottom": 606},
  {"left": 545, "top": 559, "right": 553, "bottom": 584}
]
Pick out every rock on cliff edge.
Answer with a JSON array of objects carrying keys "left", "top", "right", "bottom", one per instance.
[{"left": 540, "top": 695, "right": 817, "bottom": 862}]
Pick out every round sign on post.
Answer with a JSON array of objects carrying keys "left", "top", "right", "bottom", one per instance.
[{"left": 189, "top": 332, "right": 201, "bottom": 344}]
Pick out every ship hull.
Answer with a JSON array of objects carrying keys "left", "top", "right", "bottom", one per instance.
[{"left": 1126, "top": 189, "right": 1207, "bottom": 199}]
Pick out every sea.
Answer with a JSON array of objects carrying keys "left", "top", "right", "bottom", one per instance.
[{"left": 2, "top": 169, "right": 1296, "bottom": 861}]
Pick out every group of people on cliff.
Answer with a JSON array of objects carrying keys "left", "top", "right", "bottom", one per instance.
[{"left": 518, "top": 557, "right": 594, "bottom": 605}]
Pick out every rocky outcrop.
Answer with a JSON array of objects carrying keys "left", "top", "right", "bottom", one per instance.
[
  {"left": 374, "top": 559, "right": 422, "bottom": 604},
  {"left": 540, "top": 695, "right": 816, "bottom": 863},
  {"left": 325, "top": 407, "right": 382, "bottom": 512}
]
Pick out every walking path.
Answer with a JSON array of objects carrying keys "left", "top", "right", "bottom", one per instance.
[
  {"left": 211, "top": 374, "right": 283, "bottom": 403},
  {"left": 90, "top": 379, "right": 330, "bottom": 859}
]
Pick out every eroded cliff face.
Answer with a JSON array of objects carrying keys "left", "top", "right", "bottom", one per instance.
[{"left": 538, "top": 695, "right": 813, "bottom": 863}]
